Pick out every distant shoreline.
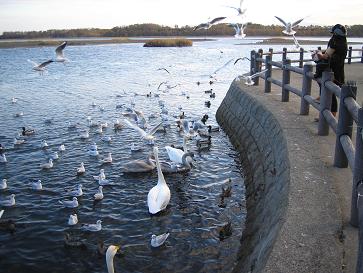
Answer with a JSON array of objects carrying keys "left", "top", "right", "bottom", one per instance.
[{"left": 0, "top": 37, "right": 361, "bottom": 49}]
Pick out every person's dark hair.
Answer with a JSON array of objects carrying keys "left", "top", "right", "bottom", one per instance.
[{"left": 330, "top": 24, "right": 347, "bottom": 37}]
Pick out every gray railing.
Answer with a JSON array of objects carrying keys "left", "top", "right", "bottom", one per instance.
[{"left": 249, "top": 46, "right": 363, "bottom": 273}]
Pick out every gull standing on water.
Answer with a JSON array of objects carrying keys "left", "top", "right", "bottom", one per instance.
[
  {"left": 54, "top": 41, "right": 68, "bottom": 63},
  {"left": 274, "top": 16, "right": 304, "bottom": 36}
]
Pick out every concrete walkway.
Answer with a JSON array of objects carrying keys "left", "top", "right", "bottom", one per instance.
[{"left": 238, "top": 63, "right": 363, "bottom": 273}]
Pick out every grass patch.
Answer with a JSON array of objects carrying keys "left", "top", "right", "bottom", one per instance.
[{"left": 143, "top": 38, "right": 193, "bottom": 47}]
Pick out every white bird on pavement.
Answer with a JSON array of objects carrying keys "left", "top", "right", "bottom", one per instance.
[{"left": 236, "top": 69, "right": 268, "bottom": 86}]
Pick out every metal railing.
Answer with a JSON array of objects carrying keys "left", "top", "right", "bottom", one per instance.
[{"left": 249, "top": 45, "right": 363, "bottom": 273}]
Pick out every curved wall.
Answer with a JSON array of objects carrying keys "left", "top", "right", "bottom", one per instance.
[{"left": 216, "top": 80, "right": 290, "bottom": 273}]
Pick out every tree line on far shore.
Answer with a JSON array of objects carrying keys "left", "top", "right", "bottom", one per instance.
[{"left": 1, "top": 23, "right": 363, "bottom": 39}]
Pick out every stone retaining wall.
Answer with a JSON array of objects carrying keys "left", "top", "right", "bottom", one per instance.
[{"left": 216, "top": 80, "right": 290, "bottom": 273}]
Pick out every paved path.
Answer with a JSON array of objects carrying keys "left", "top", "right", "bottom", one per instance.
[{"left": 238, "top": 63, "right": 363, "bottom": 273}]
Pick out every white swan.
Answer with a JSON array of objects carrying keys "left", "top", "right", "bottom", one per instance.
[
  {"left": 165, "top": 137, "right": 193, "bottom": 168},
  {"left": 82, "top": 220, "right": 102, "bottom": 232},
  {"left": 77, "top": 162, "right": 85, "bottom": 175},
  {"left": 59, "top": 197, "right": 78, "bottom": 208},
  {"left": 94, "top": 186, "right": 104, "bottom": 200},
  {"left": 147, "top": 146, "right": 170, "bottom": 214},
  {"left": 32, "top": 179, "right": 42, "bottom": 190},
  {"left": 0, "top": 194, "right": 15, "bottom": 207},
  {"left": 0, "top": 179, "right": 7, "bottom": 190},
  {"left": 106, "top": 245, "right": 120, "bottom": 273},
  {"left": 40, "top": 159, "right": 53, "bottom": 169},
  {"left": 68, "top": 214, "right": 78, "bottom": 226},
  {"left": 274, "top": 16, "right": 304, "bottom": 36},
  {"left": 151, "top": 232, "right": 170, "bottom": 247}
]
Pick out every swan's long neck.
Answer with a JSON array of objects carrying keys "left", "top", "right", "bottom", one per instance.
[
  {"left": 106, "top": 255, "right": 115, "bottom": 273},
  {"left": 183, "top": 137, "right": 187, "bottom": 153},
  {"left": 154, "top": 150, "right": 166, "bottom": 185}
]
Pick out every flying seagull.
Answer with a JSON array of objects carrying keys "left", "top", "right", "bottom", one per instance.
[
  {"left": 157, "top": 68, "right": 170, "bottom": 74},
  {"left": 236, "top": 69, "right": 268, "bottom": 86},
  {"left": 234, "top": 57, "right": 251, "bottom": 65},
  {"left": 55, "top": 41, "right": 68, "bottom": 62},
  {"left": 225, "top": 0, "right": 247, "bottom": 17},
  {"left": 194, "top": 17, "right": 227, "bottom": 31},
  {"left": 274, "top": 16, "right": 304, "bottom": 36},
  {"left": 28, "top": 59, "right": 54, "bottom": 74}
]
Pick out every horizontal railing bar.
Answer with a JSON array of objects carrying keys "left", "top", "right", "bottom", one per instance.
[
  {"left": 285, "top": 65, "right": 304, "bottom": 75},
  {"left": 340, "top": 134, "right": 355, "bottom": 169},
  {"left": 350, "top": 56, "right": 362, "bottom": 59},
  {"left": 285, "top": 84, "right": 302, "bottom": 97},
  {"left": 344, "top": 97, "right": 360, "bottom": 123},
  {"left": 269, "top": 61, "right": 283, "bottom": 68},
  {"left": 323, "top": 109, "right": 338, "bottom": 133},
  {"left": 256, "top": 57, "right": 265, "bottom": 62},
  {"left": 325, "top": 81, "right": 341, "bottom": 98},
  {"left": 303, "top": 95, "right": 320, "bottom": 110},
  {"left": 351, "top": 49, "right": 363, "bottom": 52},
  {"left": 268, "top": 77, "right": 283, "bottom": 87}
]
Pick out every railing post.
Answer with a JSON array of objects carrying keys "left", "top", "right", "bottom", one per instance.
[
  {"left": 282, "top": 47, "right": 287, "bottom": 63},
  {"left": 361, "top": 46, "right": 363, "bottom": 63},
  {"left": 318, "top": 71, "right": 334, "bottom": 136},
  {"left": 250, "top": 50, "right": 256, "bottom": 75},
  {"left": 356, "top": 182, "right": 363, "bottom": 273},
  {"left": 254, "top": 49, "right": 263, "bottom": 86},
  {"left": 348, "top": 46, "right": 353, "bottom": 64},
  {"left": 299, "top": 47, "right": 304, "bottom": 68},
  {"left": 351, "top": 107, "right": 363, "bottom": 227},
  {"left": 269, "top": 47, "right": 273, "bottom": 57},
  {"left": 334, "top": 83, "right": 357, "bottom": 167},
  {"left": 264, "top": 54, "right": 272, "bottom": 93},
  {"left": 300, "top": 63, "right": 313, "bottom": 115},
  {"left": 281, "top": 58, "right": 291, "bottom": 102}
]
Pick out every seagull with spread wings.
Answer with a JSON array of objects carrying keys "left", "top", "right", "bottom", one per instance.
[
  {"left": 227, "top": 23, "right": 247, "bottom": 38},
  {"left": 27, "top": 59, "right": 54, "bottom": 75},
  {"left": 194, "top": 17, "right": 227, "bottom": 31},
  {"left": 236, "top": 69, "right": 268, "bottom": 86},
  {"left": 54, "top": 41, "right": 68, "bottom": 62},
  {"left": 274, "top": 16, "right": 304, "bottom": 36},
  {"left": 225, "top": 0, "right": 247, "bottom": 17},
  {"left": 123, "top": 119, "right": 163, "bottom": 143}
]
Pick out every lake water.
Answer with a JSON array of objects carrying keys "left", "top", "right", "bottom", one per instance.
[{"left": 0, "top": 37, "right": 361, "bottom": 272}]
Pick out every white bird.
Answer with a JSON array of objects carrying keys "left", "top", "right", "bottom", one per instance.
[
  {"left": 55, "top": 41, "right": 68, "bottom": 62},
  {"left": 59, "top": 197, "right": 78, "bottom": 208},
  {"left": 94, "top": 186, "right": 104, "bottom": 200},
  {"left": 100, "top": 122, "right": 108, "bottom": 129},
  {"left": 237, "top": 69, "right": 268, "bottom": 86},
  {"left": 120, "top": 155, "right": 156, "bottom": 173},
  {"left": 14, "top": 111, "right": 24, "bottom": 117},
  {"left": 88, "top": 147, "right": 99, "bottom": 157},
  {"left": 147, "top": 146, "right": 171, "bottom": 214},
  {"left": 40, "top": 140, "right": 48, "bottom": 149},
  {"left": 98, "top": 178, "right": 111, "bottom": 186},
  {"left": 77, "top": 162, "right": 85, "bottom": 175},
  {"left": 40, "top": 159, "right": 53, "bottom": 169},
  {"left": 28, "top": 59, "right": 54, "bottom": 74},
  {"left": 227, "top": 23, "right": 247, "bottom": 38},
  {"left": 48, "top": 151, "right": 59, "bottom": 160},
  {"left": 32, "top": 179, "right": 42, "bottom": 190},
  {"left": 101, "top": 153, "right": 112, "bottom": 164},
  {"left": 225, "top": 0, "right": 247, "bottom": 16},
  {"left": 96, "top": 125, "right": 103, "bottom": 134},
  {"left": 11, "top": 97, "right": 18, "bottom": 104},
  {"left": 0, "top": 210, "right": 4, "bottom": 219},
  {"left": 0, "top": 154, "right": 7, "bottom": 163},
  {"left": 106, "top": 245, "right": 120, "bottom": 273},
  {"left": 165, "top": 138, "right": 193, "bottom": 169},
  {"left": 151, "top": 232, "right": 170, "bottom": 247},
  {"left": 59, "top": 144, "right": 66, "bottom": 152},
  {"left": 93, "top": 169, "right": 106, "bottom": 181},
  {"left": 292, "top": 34, "right": 301, "bottom": 48},
  {"left": 66, "top": 184, "right": 83, "bottom": 197},
  {"left": 194, "top": 17, "right": 227, "bottom": 31},
  {"left": 101, "top": 136, "right": 112, "bottom": 142},
  {"left": 82, "top": 220, "right": 102, "bottom": 232},
  {"left": 274, "top": 16, "right": 304, "bottom": 36},
  {"left": 14, "top": 138, "right": 25, "bottom": 145},
  {"left": 79, "top": 130, "right": 90, "bottom": 140},
  {"left": 68, "top": 214, "right": 78, "bottom": 226},
  {"left": 130, "top": 143, "right": 142, "bottom": 152},
  {"left": 1, "top": 179, "right": 7, "bottom": 190},
  {"left": 114, "top": 119, "right": 123, "bottom": 130},
  {"left": 123, "top": 119, "right": 162, "bottom": 142},
  {"left": 0, "top": 194, "right": 15, "bottom": 207}
]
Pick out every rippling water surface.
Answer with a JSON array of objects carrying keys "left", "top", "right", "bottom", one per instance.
[{"left": 0, "top": 37, "right": 351, "bottom": 272}]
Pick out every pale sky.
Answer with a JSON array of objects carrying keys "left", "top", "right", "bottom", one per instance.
[{"left": 0, "top": 0, "right": 362, "bottom": 34}]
